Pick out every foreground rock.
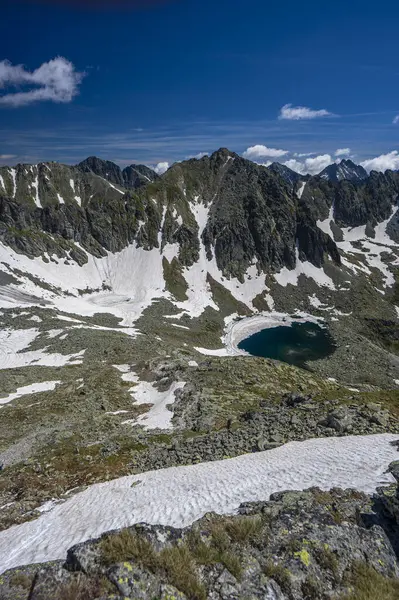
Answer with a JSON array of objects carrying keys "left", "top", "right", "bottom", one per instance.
[{"left": 2, "top": 463, "right": 399, "bottom": 599}]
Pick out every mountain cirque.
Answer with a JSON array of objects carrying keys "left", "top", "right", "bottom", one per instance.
[{"left": 0, "top": 149, "right": 399, "bottom": 598}]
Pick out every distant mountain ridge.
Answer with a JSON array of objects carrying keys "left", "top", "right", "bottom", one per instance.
[{"left": 266, "top": 158, "right": 369, "bottom": 185}]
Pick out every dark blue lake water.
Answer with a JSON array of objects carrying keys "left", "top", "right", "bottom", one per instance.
[{"left": 238, "top": 321, "right": 336, "bottom": 368}]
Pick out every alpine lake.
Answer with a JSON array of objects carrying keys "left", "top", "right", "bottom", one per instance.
[{"left": 238, "top": 320, "right": 336, "bottom": 368}]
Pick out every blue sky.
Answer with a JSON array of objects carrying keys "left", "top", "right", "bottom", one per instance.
[{"left": 0, "top": 0, "right": 398, "bottom": 173}]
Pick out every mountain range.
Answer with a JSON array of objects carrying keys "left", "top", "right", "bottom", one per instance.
[
  {"left": 0, "top": 149, "right": 398, "bottom": 277},
  {"left": 1, "top": 146, "right": 399, "bottom": 371},
  {"left": 1, "top": 147, "right": 399, "bottom": 598}
]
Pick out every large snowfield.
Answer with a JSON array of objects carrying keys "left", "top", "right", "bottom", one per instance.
[{"left": 0, "top": 433, "right": 397, "bottom": 574}]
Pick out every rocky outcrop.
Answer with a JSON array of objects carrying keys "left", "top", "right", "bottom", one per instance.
[{"left": 1, "top": 478, "right": 399, "bottom": 599}]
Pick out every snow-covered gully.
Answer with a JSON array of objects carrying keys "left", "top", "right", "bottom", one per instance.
[{"left": 0, "top": 433, "right": 398, "bottom": 573}]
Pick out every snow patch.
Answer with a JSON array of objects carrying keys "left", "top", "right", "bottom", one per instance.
[
  {"left": 0, "top": 433, "right": 397, "bottom": 573},
  {"left": 29, "top": 315, "right": 42, "bottom": 323},
  {"left": 0, "top": 329, "right": 85, "bottom": 370},
  {"left": 123, "top": 380, "right": 186, "bottom": 430},
  {"left": 296, "top": 181, "right": 306, "bottom": 199},
  {"left": 316, "top": 204, "right": 334, "bottom": 238},
  {"left": 0, "top": 240, "right": 170, "bottom": 327},
  {"left": 31, "top": 176, "right": 42, "bottom": 208},
  {"left": 194, "top": 346, "right": 229, "bottom": 356},
  {"left": 337, "top": 208, "right": 399, "bottom": 288},
  {"left": 0, "top": 380, "right": 61, "bottom": 406},
  {"left": 10, "top": 168, "right": 16, "bottom": 197},
  {"left": 274, "top": 249, "right": 336, "bottom": 290}
]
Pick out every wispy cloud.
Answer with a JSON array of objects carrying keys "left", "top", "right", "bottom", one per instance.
[
  {"left": 186, "top": 152, "right": 209, "bottom": 159},
  {"left": 0, "top": 57, "right": 84, "bottom": 107},
  {"left": 243, "top": 144, "right": 288, "bottom": 159},
  {"left": 279, "top": 104, "right": 332, "bottom": 120},
  {"left": 0, "top": 154, "right": 16, "bottom": 159},
  {"left": 393, "top": 115, "right": 399, "bottom": 125},
  {"left": 335, "top": 147, "right": 351, "bottom": 157}
]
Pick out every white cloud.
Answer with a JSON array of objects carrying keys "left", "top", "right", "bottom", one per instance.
[
  {"left": 283, "top": 159, "right": 306, "bottom": 174},
  {"left": 335, "top": 148, "right": 351, "bottom": 157},
  {"left": 293, "top": 152, "right": 316, "bottom": 157},
  {"left": 0, "top": 57, "right": 84, "bottom": 107},
  {"left": 283, "top": 154, "right": 334, "bottom": 175},
  {"left": 0, "top": 154, "right": 16, "bottom": 159},
  {"left": 305, "top": 154, "right": 334, "bottom": 173},
  {"left": 154, "top": 161, "right": 169, "bottom": 174},
  {"left": 278, "top": 104, "right": 332, "bottom": 120},
  {"left": 243, "top": 144, "right": 289, "bottom": 159},
  {"left": 360, "top": 151, "right": 399, "bottom": 173},
  {"left": 393, "top": 115, "right": 399, "bottom": 125}
]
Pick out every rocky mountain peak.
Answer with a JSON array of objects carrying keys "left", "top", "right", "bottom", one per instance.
[
  {"left": 77, "top": 156, "right": 124, "bottom": 187},
  {"left": 319, "top": 159, "right": 368, "bottom": 182},
  {"left": 122, "top": 164, "right": 158, "bottom": 188},
  {"left": 209, "top": 147, "right": 239, "bottom": 166}
]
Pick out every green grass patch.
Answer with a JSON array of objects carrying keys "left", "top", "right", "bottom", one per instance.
[{"left": 341, "top": 562, "right": 399, "bottom": 600}]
